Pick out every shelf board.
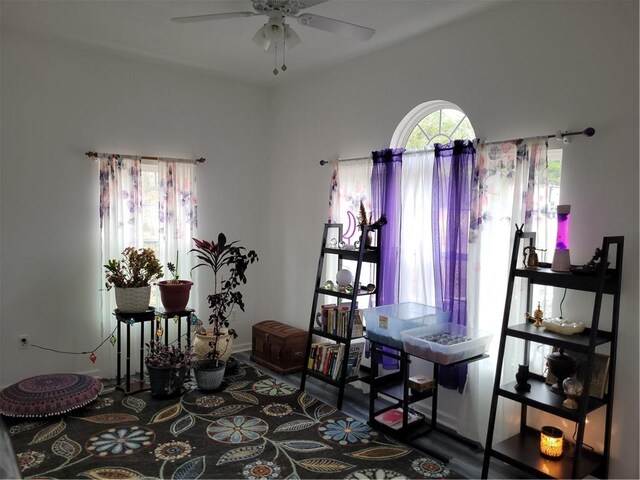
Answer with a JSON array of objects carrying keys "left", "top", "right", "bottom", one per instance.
[
  {"left": 506, "top": 323, "right": 612, "bottom": 351},
  {"left": 377, "top": 381, "right": 434, "bottom": 403},
  {"left": 311, "top": 328, "right": 364, "bottom": 342},
  {"left": 513, "top": 266, "right": 618, "bottom": 294},
  {"left": 490, "top": 427, "right": 604, "bottom": 479},
  {"left": 323, "top": 247, "right": 379, "bottom": 263},
  {"left": 498, "top": 377, "right": 607, "bottom": 420},
  {"left": 305, "top": 367, "right": 366, "bottom": 386}
]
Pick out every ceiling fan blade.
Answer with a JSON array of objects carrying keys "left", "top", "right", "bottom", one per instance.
[
  {"left": 171, "top": 12, "right": 257, "bottom": 23},
  {"left": 296, "top": 13, "right": 375, "bottom": 41},
  {"left": 298, "top": 0, "right": 329, "bottom": 9}
]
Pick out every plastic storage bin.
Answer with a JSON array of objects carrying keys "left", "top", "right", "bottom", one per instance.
[
  {"left": 401, "top": 322, "right": 492, "bottom": 364},
  {"left": 361, "top": 302, "right": 449, "bottom": 349}
]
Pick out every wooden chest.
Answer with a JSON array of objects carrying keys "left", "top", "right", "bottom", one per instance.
[{"left": 250, "top": 320, "right": 309, "bottom": 375}]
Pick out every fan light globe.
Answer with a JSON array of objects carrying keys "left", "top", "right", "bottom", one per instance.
[{"left": 336, "top": 268, "right": 353, "bottom": 287}]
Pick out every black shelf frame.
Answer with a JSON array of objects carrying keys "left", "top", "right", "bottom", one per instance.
[
  {"left": 300, "top": 222, "right": 381, "bottom": 409},
  {"left": 481, "top": 230, "right": 623, "bottom": 479}
]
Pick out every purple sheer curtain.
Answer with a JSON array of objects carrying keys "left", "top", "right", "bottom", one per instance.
[
  {"left": 432, "top": 140, "right": 475, "bottom": 392},
  {"left": 371, "top": 148, "right": 404, "bottom": 368}
]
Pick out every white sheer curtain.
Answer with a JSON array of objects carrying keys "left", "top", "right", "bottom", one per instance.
[
  {"left": 327, "top": 158, "right": 374, "bottom": 290},
  {"left": 399, "top": 151, "right": 435, "bottom": 306},
  {"left": 100, "top": 156, "right": 198, "bottom": 375},
  {"left": 459, "top": 138, "right": 549, "bottom": 444},
  {"left": 328, "top": 158, "right": 373, "bottom": 240},
  {"left": 99, "top": 156, "right": 145, "bottom": 372},
  {"left": 158, "top": 160, "right": 198, "bottom": 299}
]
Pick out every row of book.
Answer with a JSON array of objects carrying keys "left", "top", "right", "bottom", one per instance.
[
  {"left": 319, "top": 303, "right": 363, "bottom": 338},
  {"left": 307, "top": 341, "right": 364, "bottom": 380}
]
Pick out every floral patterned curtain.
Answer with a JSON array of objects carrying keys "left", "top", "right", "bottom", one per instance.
[
  {"left": 459, "top": 137, "right": 548, "bottom": 444},
  {"left": 99, "top": 156, "right": 197, "bottom": 375},
  {"left": 158, "top": 160, "right": 198, "bottom": 289}
]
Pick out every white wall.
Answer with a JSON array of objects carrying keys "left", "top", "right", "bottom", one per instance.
[
  {"left": 0, "top": 30, "right": 270, "bottom": 385},
  {"left": 1, "top": 0, "right": 637, "bottom": 478},
  {"left": 266, "top": 1, "right": 638, "bottom": 478}
]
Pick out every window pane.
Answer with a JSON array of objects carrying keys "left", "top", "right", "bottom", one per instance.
[{"left": 407, "top": 108, "right": 476, "bottom": 150}]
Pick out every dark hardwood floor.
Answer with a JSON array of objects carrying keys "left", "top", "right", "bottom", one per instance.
[{"left": 235, "top": 351, "right": 532, "bottom": 479}]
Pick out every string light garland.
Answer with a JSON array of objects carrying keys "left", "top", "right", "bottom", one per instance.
[
  {"left": 27, "top": 312, "right": 202, "bottom": 364},
  {"left": 29, "top": 324, "right": 118, "bottom": 364}
]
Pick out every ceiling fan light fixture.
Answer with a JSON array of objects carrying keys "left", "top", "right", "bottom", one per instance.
[{"left": 252, "top": 17, "right": 300, "bottom": 52}]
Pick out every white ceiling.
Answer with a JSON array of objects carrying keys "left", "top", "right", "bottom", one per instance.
[{"left": 2, "top": 0, "right": 505, "bottom": 86}]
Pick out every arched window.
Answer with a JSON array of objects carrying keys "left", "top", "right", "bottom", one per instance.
[{"left": 391, "top": 100, "right": 475, "bottom": 149}]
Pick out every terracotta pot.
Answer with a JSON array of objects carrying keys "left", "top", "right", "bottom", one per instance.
[
  {"left": 158, "top": 280, "right": 193, "bottom": 312},
  {"left": 193, "top": 328, "right": 233, "bottom": 362},
  {"left": 115, "top": 286, "right": 151, "bottom": 313}
]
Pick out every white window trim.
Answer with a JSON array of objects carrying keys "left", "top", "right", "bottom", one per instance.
[{"left": 390, "top": 99, "right": 469, "bottom": 149}]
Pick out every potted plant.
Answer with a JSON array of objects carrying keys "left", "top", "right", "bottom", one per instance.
[
  {"left": 190, "top": 233, "right": 259, "bottom": 390},
  {"left": 357, "top": 201, "right": 387, "bottom": 247},
  {"left": 157, "top": 252, "right": 193, "bottom": 312},
  {"left": 144, "top": 340, "right": 193, "bottom": 398},
  {"left": 104, "top": 247, "right": 163, "bottom": 312}
]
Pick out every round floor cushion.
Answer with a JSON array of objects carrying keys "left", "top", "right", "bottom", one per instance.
[{"left": 0, "top": 374, "right": 103, "bottom": 418}]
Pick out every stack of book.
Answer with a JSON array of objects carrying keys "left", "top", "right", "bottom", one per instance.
[
  {"left": 320, "top": 304, "right": 363, "bottom": 338},
  {"left": 374, "top": 407, "right": 424, "bottom": 430},
  {"left": 307, "top": 341, "right": 364, "bottom": 380}
]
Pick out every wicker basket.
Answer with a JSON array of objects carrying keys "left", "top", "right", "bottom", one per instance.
[{"left": 114, "top": 286, "right": 151, "bottom": 313}]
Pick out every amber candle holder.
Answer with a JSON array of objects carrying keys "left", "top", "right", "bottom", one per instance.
[{"left": 540, "top": 426, "right": 564, "bottom": 459}]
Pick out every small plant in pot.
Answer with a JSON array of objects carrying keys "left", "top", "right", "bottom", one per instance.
[
  {"left": 144, "top": 340, "right": 193, "bottom": 398},
  {"left": 104, "top": 247, "right": 163, "bottom": 313},
  {"left": 190, "top": 233, "right": 259, "bottom": 390},
  {"left": 157, "top": 252, "right": 193, "bottom": 312},
  {"left": 357, "top": 201, "right": 387, "bottom": 248}
]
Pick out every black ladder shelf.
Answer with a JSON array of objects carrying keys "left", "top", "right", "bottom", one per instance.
[
  {"left": 300, "top": 222, "right": 380, "bottom": 409},
  {"left": 481, "top": 229, "right": 623, "bottom": 479}
]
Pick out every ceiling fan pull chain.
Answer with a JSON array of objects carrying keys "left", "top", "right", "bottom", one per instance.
[
  {"left": 282, "top": 23, "right": 288, "bottom": 71},
  {"left": 273, "top": 43, "right": 279, "bottom": 75}
]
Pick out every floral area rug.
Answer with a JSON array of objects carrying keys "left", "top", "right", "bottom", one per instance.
[{"left": 6, "top": 363, "right": 462, "bottom": 479}]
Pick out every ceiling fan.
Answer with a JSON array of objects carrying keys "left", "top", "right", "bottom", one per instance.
[{"left": 171, "top": 0, "right": 375, "bottom": 75}]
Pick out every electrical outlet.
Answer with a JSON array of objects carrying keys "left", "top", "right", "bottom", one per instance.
[{"left": 19, "top": 335, "right": 29, "bottom": 348}]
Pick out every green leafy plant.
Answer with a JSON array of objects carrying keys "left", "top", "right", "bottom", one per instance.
[
  {"left": 190, "top": 234, "right": 259, "bottom": 364},
  {"left": 166, "top": 250, "right": 181, "bottom": 284},
  {"left": 104, "top": 247, "right": 163, "bottom": 290}
]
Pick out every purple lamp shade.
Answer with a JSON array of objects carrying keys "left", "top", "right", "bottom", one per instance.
[{"left": 555, "top": 205, "right": 571, "bottom": 250}]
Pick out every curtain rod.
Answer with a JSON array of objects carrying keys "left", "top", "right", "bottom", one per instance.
[
  {"left": 318, "top": 127, "right": 595, "bottom": 165},
  {"left": 85, "top": 151, "right": 206, "bottom": 164}
]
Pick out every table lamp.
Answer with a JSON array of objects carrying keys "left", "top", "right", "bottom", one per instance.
[{"left": 551, "top": 205, "right": 571, "bottom": 271}]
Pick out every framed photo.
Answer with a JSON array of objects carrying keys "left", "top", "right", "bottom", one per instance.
[
  {"left": 588, "top": 353, "right": 610, "bottom": 399},
  {"left": 545, "top": 351, "right": 610, "bottom": 399}
]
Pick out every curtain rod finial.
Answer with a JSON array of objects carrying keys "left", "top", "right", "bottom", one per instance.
[
  {"left": 196, "top": 157, "right": 206, "bottom": 163},
  {"left": 319, "top": 160, "right": 328, "bottom": 166},
  {"left": 86, "top": 151, "right": 98, "bottom": 158},
  {"left": 583, "top": 127, "right": 596, "bottom": 137}
]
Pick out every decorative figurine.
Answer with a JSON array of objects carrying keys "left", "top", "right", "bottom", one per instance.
[
  {"left": 525, "top": 302, "right": 544, "bottom": 327},
  {"left": 515, "top": 364, "right": 531, "bottom": 392},
  {"left": 570, "top": 248, "right": 609, "bottom": 275},
  {"left": 562, "top": 376, "right": 583, "bottom": 409},
  {"left": 523, "top": 246, "right": 546, "bottom": 269}
]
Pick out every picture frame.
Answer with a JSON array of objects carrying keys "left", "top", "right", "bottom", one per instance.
[{"left": 545, "top": 351, "right": 610, "bottom": 399}]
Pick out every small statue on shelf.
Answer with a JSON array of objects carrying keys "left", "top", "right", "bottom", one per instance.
[
  {"left": 570, "top": 248, "right": 609, "bottom": 275},
  {"left": 525, "top": 302, "right": 544, "bottom": 328}
]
